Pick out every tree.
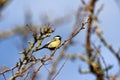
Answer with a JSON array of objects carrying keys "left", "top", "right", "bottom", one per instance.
[{"left": 0, "top": 0, "right": 120, "bottom": 80}]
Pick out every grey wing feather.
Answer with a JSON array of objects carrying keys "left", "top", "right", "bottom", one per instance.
[{"left": 39, "top": 39, "right": 55, "bottom": 49}]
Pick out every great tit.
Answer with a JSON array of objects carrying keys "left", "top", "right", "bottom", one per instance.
[{"left": 39, "top": 35, "right": 61, "bottom": 50}]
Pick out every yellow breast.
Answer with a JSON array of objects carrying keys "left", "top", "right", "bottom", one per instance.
[{"left": 48, "top": 40, "right": 61, "bottom": 48}]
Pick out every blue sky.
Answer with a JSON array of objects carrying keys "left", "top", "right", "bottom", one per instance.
[{"left": 0, "top": 0, "right": 120, "bottom": 80}]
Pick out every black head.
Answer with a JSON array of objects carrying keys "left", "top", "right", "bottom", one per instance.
[{"left": 54, "top": 35, "right": 62, "bottom": 40}]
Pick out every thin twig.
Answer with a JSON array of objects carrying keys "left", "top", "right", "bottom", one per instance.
[
  {"left": 24, "top": 71, "right": 30, "bottom": 80},
  {"left": 52, "top": 58, "right": 68, "bottom": 80},
  {"left": 0, "top": 64, "right": 18, "bottom": 75},
  {"left": 99, "top": 53, "right": 109, "bottom": 80},
  {"left": 31, "top": 63, "right": 43, "bottom": 80},
  {"left": 94, "top": 21, "right": 120, "bottom": 65},
  {"left": 2, "top": 73, "right": 6, "bottom": 80}
]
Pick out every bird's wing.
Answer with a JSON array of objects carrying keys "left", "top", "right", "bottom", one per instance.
[{"left": 42, "top": 39, "right": 55, "bottom": 48}]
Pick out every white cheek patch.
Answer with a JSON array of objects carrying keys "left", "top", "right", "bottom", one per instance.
[{"left": 55, "top": 37, "right": 60, "bottom": 39}]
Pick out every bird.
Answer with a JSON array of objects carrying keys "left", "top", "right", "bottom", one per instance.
[{"left": 39, "top": 35, "right": 61, "bottom": 50}]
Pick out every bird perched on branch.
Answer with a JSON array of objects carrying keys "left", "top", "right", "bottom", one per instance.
[{"left": 39, "top": 35, "right": 61, "bottom": 50}]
